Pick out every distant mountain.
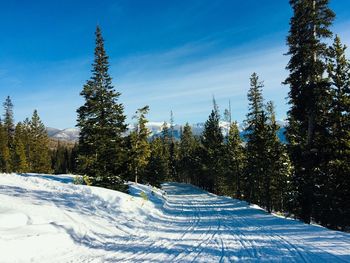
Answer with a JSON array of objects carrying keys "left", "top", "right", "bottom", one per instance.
[
  {"left": 46, "top": 127, "right": 61, "bottom": 137},
  {"left": 47, "top": 127, "right": 80, "bottom": 142},
  {"left": 47, "top": 120, "right": 287, "bottom": 143}
]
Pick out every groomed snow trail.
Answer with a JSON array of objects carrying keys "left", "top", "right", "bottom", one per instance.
[{"left": 1, "top": 174, "right": 350, "bottom": 262}]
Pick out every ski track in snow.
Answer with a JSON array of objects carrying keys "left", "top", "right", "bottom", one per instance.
[{"left": 0, "top": 173, "right": 350, "bottom": 262}]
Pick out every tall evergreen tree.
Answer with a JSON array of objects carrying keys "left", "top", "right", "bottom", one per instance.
[
  {"left": 225, "top": 121, "right": 245, "bottom": 199},
  {"left": 29, "top": 110, "right": 51, "bottom": 173},
  {"left": 265, "top": 102, "right": 291, "bottom": 212},
  {"left": 244, "top": 73, "right": 266, "bottom": 204},
  {"left": 160, "top": 122, "right": 171, "bottom": 181},
  {"left": 201, "top": 98, "right": 224, "bottom": 193},
  {"left": 168, "top": 111, "right": 178, "bottom": 181},
  {"left": 51, "top": 142, "right": 70, "bottom": 174},
  {"left": 21, "top": 118, "right": 32, "bottom": 170},
  {"left": 285, "top": 0, "right": 335, "bottom": 223},
  {"left": 322, "top": 35, "right": 350, "bottom": 229},
  {"left": 76, "top": 26, "right": 127, "bottom": 189},
  {"left": 0, "top": 120, "right": 10, "bottom": 172},
  {"left": 128, "top": 106, "right": 151, "bottom": 184},
  {"left": 12, "top": 122, "right": 29, "bottom": 173},
  {"left": 145, "top": 137, "right": 168, "bottom": 187},
  {"left": 3, "top": 96, "right": 15, "bottom": 145},
  {"left": 178, "top": 123, "right": 201, "bottom": 184}
]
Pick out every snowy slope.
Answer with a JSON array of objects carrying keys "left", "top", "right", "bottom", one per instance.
[{"left": 1, "top": 173, "right": 349, "bottom": 262}]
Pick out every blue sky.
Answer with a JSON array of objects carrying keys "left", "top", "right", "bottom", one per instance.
[{"left": 1, "top": 0, "right": 350, "bottom": 129}]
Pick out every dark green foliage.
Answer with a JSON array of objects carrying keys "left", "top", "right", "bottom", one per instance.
[
  {"left": 285, "top": 0, "right": 335, "bottom": 223},
  {"left": 178, "top": 123, "right": 202, "bottom": 185},
  {"left": 169, "top": 111, "right": 178, "bottom": 181},
  {"left": 201, "top": 98, "right": 224, "bottom": 193},
  {"left": 265, "top": 102, "right": 291, "bottom": 213},
  {"left": 127, "top": 106, "right": 151, "bottom": 183},
  {"left": 317, "top": 35, "right": 350, "bottom": 230},
  {"left": 224, "top": 121, "right": 245, "bottom": 199},
  {"left": 0, "top": 97, "right": 50, "bottom": 174},
  {"left": 3, "top": 96, "right": 15, "bottom": 148},
  {"left": 12, "top": 123, "right": 29, "bottom": 173},
  {"left": 244, "top": 73, "right": 266, "bottom": 204},
  {"left": 76, "top": 26, "right": 127, "bottom": 190},
  {"left": 29, "top": 110, "right": 51, "bottom": 173},
  {"left": 0, "top": 120, "right": 10, "bottom": 172},
  {"left": 51, "top": 142, "right": 70, "bottom": 174},
  {"left": 159, "top": 122, "right": 172, "bottom": 181},
  {"left": 243, "top": 74, "right": 291, "bottom": 212},
  {"left": 145, "top": 137, "right": 168, "bottom": 187}
]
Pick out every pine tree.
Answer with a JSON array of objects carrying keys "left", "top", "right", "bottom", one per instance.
[
  {"left": 265, "top": 102, "right": 291, "bottom": 212},
  {"left": 52, "top": 142, "right": 69, "bottom": 174},
  {"left": 201, "top": 98, "right": 224, "bottom": 193},
  {"left": 29, "top": 110, "right": 51, "bottom": 173},
  {"left": 285, "top": 0, "right": 335, "bottom": 223},
  {"left": 128, "top": 106, "right": 151, "bottom": 184},
  {"left": 322, "top": 35, "right": 350, "bottom": 229},
  {"left": 168, "top": 111, "right": 178, "bottom": 181},
  {"left": 160, "top": 122, "right": 171, "bottom": 181},
  {"left": 69, "top": 143, "right": 79, "bottom": 173},
  {"left": 3, "top": 96, "right": 15, "bottom": 146},
  {"left": 178, "top": 123, "right": 201, "bottom": 184},
  {"left": 244, "top": 73, "right": 266, "bottom": 204},
  {"left": 225, "top": 121, "right": 245, "bottom": 199},
  {"left": 12, "top": 122, "right": 29, "bottom": 173},
  {"left": 21, "top": 118, "right": 32, "bottom": 170},
  {"left": 76, "top": 26, "right": 127, "bottom": 189},
  {"left": 0, "top": 120, "right": 10, "bottom": 172},
  {"left": 145, "top": 137, "right": 168, "bottom": 187}
]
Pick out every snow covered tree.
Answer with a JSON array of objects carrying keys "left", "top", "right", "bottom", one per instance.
[
  {"left": 76, "top": 26, "right": 127, "bottom": 190},
  {"left": 128, "top": 106, "right": 151, "bottom": 184},
  {"left": 285, "top": 0, "right": 335, "bottom": 223}
]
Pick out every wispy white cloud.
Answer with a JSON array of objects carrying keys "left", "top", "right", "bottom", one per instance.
[
  {"left": 2, "top": 21, "right": 349, "bottom": 128},
  {"left": 116, "top": 41, "right": 289, "bottom": 124}
]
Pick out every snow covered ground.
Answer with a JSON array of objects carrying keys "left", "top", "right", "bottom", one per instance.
[{"left": 0, "top": 173, "right": 349, "bottom": 262}]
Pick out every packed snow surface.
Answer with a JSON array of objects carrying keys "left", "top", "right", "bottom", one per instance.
[{"left": 0, "top": 173, "right": 349, "bottom": 262}]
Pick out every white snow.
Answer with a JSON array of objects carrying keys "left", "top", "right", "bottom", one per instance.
[{"left": 0, "top": 173, "right": 349, "bottom": 262}]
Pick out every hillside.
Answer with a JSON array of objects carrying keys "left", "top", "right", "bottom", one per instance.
[{"left": 0, "top": 173, "right": 349, "bottom": 262}]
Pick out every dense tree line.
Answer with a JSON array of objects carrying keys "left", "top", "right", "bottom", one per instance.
[
  {"left": 50, "top": 142, "right": 78, "bottom": 174},
  {"left": 0, "top": 97, "right": 52, "bottom": 173},
  {"left": 284, "top": 0, "right": 350, "bottom": 230}
]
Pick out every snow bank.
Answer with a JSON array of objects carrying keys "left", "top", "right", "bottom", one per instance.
[{"left": 0, "top": 173, "right": 349, "bottom": 262}]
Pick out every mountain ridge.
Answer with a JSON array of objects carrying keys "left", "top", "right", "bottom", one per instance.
[{"left": 47, "top": 120, "right": 287, "bottom": 143}]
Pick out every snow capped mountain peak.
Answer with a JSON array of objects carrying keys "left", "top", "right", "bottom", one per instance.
[
  {"left": 47, "top": 119, "right": 288, "bottom": 142},
  {"left": 47, "top": 127, "right": 80, "bottom": 142}
]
